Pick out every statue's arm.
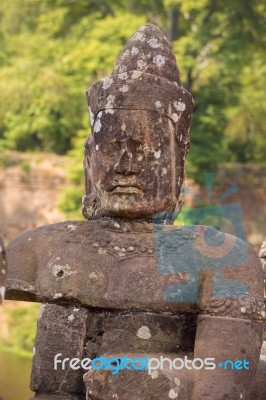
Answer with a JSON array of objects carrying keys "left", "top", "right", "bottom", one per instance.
[
  {"left": 6, "top": 230, "right": 38, "bottom": 301},
  {"left": 192, "top": 242, "right": 265, "bottom": 399}
]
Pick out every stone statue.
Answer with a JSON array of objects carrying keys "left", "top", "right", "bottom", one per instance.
[
  {"left": 0, "top": 235, "right": 7, "bottom": 304},
  {"left": 6, "top": 24, "right": 265, "bottom": 400}
]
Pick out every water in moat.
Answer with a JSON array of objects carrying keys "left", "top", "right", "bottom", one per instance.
[{"left": 0, "top": 352, "right": 33, "bottom": 400}]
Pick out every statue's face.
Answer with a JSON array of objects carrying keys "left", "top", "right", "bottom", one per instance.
[{"left": 84, "top": 109, "right": 180, "bottom": 219}]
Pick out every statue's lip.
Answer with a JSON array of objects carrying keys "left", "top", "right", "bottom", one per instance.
[{"left": 110, "top": 184, "right": 142, "bottom": 194}]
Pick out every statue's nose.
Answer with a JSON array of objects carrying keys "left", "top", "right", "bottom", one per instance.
[{"left": 114, "top": 147, "right": 139, "bottom": 175}]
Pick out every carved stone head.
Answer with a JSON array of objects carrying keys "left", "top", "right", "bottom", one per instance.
[{"left": 83, "top": 24, "right": 194, "bottom": 220}]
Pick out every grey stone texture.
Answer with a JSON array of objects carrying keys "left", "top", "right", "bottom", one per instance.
[{"left": 5, "top": 23, "right": 266, "bottom": 399}]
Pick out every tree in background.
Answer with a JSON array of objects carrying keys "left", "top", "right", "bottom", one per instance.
[{"left": 0, "top": 0, "right": 265, "bottom": 191}]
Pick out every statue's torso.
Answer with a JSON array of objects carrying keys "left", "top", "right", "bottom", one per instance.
[
  {"left": 7, "top": 219, "right": 264, "bottom": 322},
  {"left": 7, "top": 220, "right": 200, "bottom": 313}
]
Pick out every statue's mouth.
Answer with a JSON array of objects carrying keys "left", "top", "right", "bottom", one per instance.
[
  {"left": 111, "top": 185, "right": 142, "bottom": 194},
  {"left": 110, "top": 180, "right": 143, "bottom": 194}
]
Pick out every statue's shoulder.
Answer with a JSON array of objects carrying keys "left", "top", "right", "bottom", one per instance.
[
  {"left": 174, "top": 225, "right": 265, "bottom": 321},
  {"left": 184, "top": 224, "right": 258, "bottom": 258},
  {"left": 164, "top": 224, "right": 263, "bottom": 277},
  {"left": 8, "top": 220, "right": 99, "bottom": 249},
  {"left": 6, "top": 220, "right": 99, "bottom": 301}
]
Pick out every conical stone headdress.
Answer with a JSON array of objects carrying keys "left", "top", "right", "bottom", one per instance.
[{"left": 87, "top": 24, "right": 194, "bottom": 150}]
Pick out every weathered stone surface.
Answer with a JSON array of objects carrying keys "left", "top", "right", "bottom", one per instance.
[
  {"left": 6, "top": 220, "right": 265, "bottom": 321},
  {"left": 84, "top": 311, "right": 106, "bottom": 361},
  {"left": 192, "top": 315, "right": 264, "bottom": 399},
  {"left": 5, "top": 22, "right": 266, "bottom": 400},
  {"left": 31, "top": 304, "right": 88, "bottom": 396},
  {"left": 6, "top": 220, "right": 192, "bottom": 311},
  {"left": 84, "top": 357, "right": 194, "bottom": 400},
  {"left": 113, "top": 24, "right": 182, "bottom": 83},
  {"left": 101, "top": 312, "right": 196, "bottom": 356},
  {"left": 253, "top": 358, "right": 266, "bottom": 400},
  {"left": 0, "top": 235, "right": 7, "bottom": 304},
  {"left": 83, "top": 24, "right": 194, "bottom": 221},
  {"left": 259, "top": 237, "right": 266, "bottom": 268}
]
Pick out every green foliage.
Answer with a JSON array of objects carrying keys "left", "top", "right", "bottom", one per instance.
[
  {"left": 0, "top": 303, "right": 40, "bottom": 358},
  {"left": 225, "top": 56, "right": 266, "bottom": 163},
  {"left": 0, "top": 154, "right": 10, "bottom": 168},
  {"left": 0, "top": 1, "right": 145, "bottom": 154},
  {"left": 57, "top": 186, "right": 85, "bottom": 220},
  {"left": 20, "top": 161, "right": 31, "bottom": 173}
]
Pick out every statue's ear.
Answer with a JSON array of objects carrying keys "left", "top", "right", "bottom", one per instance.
[
  {"left": 174, "top": 142, "right": 185, "bottom": 213},
  {"left": 174, "top": 111, "right": 191, "bottom": 212},
  {"left": 82, "top": 135, "right": 97, "bottom": 219},
  {"left": 84, "top": 136, "right": 93, "bottom": 195}
]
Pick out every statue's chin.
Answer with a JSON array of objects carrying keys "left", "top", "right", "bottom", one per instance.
[
  {"left": 96, "top": 202, "right": 177, "bottom": 220},
  {"left": 83, "top": 192, "right": 177, "bottom": 220}
]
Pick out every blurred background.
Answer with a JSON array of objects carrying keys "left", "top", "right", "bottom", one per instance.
[{"left": 0, "top": 0, "right": 265, "bottom": 398}]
